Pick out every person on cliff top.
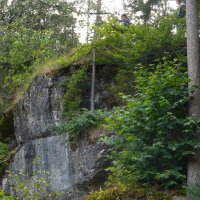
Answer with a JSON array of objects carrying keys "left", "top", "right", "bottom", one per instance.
[
  {"left": 176, "top": 0, "right": 185, "bottom": 17},
  {"left": 120, "top": 14, "right": 130, "bottom": 26}
]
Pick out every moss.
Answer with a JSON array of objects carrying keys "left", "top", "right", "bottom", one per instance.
[
  {"left": 62, "top": 66, "right": 88, "bottom": 117},
  {"left": 0, "top": 44, "right": 92, "bottom": 118},
  {"left": 34, "top": 44, "right": 92, "bottom": 76},
  {"left": 85, "top": 183, "right": 173, "bottom": 200},
  {"left": 14, "top": 44, "right": 92, "bottom": 103}
]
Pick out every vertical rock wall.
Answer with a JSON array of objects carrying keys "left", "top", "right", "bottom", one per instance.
[{"left": 2, "top": 68, "right": 110, "bottom": 200}]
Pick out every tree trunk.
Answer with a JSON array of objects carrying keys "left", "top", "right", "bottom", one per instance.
[
  {"left": 86, "top": 0, "right": 90, "bottom": 44},
  {"left": 91, "top": 43, "right": 96, "bottom": 111},
  {"left": 186, "top": 0, "right": 200, "bottom": 185},
  {"left": 90, "top": 0, "right": 102, "bottom": 111},
  {"left": 96, "top": 0, "right": 102, "bottom": 25}
]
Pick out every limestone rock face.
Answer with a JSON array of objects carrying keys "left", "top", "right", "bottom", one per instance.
[
  {"left": 14, "top": 71, "right": 68, "bottom": 144},
  {"left": 2, "top": 69, "right": 110, "bottom": 200}
]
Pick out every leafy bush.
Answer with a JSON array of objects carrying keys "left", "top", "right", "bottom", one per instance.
[
  {"left": 59, "top": 109, "right": 109, "bottom": 142},
  {"left": 0, "top": 189, "right": 14, "bottom": 200},
  {"left": 0, "top": 24, "right": 55, "bottom": 113},
  {"left": 94, "top": 16, "right": 185, "bottom": 68},
  {"left": 85, "top": 183, "right": 172, "bottom": 200},
  {"left": 105, "top": 58, "right": 200, "bottom": 189}
]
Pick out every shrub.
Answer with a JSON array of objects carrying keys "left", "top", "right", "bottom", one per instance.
[
  {"left": 5, "top": 158, "right": 64, "bottom": 200},
  {"left": 104, "top": 58, "right": 200, "bottom": 189},
  {"left": 0, "top": 189, "right": 14, "bottom": 200},
  {"left": 85, "top": 183, "right": 172, "bottom": 200},
  {"left": 59, "top": 109, "right": 109, "bottom": 142}
]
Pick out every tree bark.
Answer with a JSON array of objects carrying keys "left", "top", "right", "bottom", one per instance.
[
  {"left": 90, "top": 0, "right": 102, "bottom": 111},
  {"left": 86, "top": 0, "right": 90, "bottom": 44},
  {"left": 91, "top": 43, "right": 96, "bottom": 111},
  {"left": 186, "top": 0, "right": 200, "bottom": 185}
]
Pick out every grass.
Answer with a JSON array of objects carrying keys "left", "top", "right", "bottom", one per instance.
[{"left": 12, "top": 44, "right": 92, "bottom": 106}]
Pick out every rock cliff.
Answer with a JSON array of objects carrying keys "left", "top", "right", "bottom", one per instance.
[{"left": 2, "top": 68, "right": 111, "bottom": 200}]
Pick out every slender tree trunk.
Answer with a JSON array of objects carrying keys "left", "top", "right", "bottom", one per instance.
[
  {"left": 187, "top": 0, "right": 200, "bottom": 185},
  {"left": 91, "top": 42, "right": 96, "bottom": 111},
  {"left": 163, "top": 0, "right": 168, "bottom": 16},
  {"left": 86, "top": 0, "right": 90, "bottom": 43},
  {"left": 96, "top": 0, "right": 102, "bottom": 25},
  {"left": 90, "top": 0, "right": 102, "bottom": 111}
]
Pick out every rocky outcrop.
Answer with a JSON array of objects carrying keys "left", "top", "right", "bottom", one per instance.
[{"left": 2, "top": 68, "right": 111, "bottom": 200}]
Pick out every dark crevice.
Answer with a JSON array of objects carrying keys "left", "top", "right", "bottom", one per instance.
[{"left": 0, "top": 110, "right": 15, "bottom": 143}]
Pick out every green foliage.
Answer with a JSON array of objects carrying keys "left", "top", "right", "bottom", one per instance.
[
  {"left": 36, "top": 44, "right": 91, "bottom": 74},
  {"left": 0, "top": 42, "right": 91, "bottom": 116},
  {"left": 105, "top": 58, "right": 200, "bottom": 189},
  {"left": 0, "top": 0, "right": 83, "bottom": 116},
  {"left": 187, "top": 184, "right": 200, "bottom": 200},
  {"left": 0, "top": 0, "right": 78, "bottom": 54},
  {"left": 0, "top": 14, "right": 186, "bottom": 116},
  {"left": 6, "top": 170, "right": 64, "bottom": 200},
  {"left": 0, "top": 189, "right": 14, "bottom": 200},
  {"left": 109, "top": 66, "right": 135, "bottom": 103},
  {"left": 93, "top": 15, "right": 187, "bottom": 107},
  {"left": 4, "top": 157, "right": 64, "bottom": 200},
  {"left": 124, "top": 0, "right": 164, "bottom": 23},
  {"left": 62, "top": 67, "right": 88, "bottom": 117},
  {"left": 85, "top": 183, "right": 172, "bottom": 200},
  {"left": 0, "top": 24, "right": 54, "bottom": 70},
  {"left": 59, "top": 109, "right": 108, "bottom": 142},
  {"left": 0, "top": 141, "right": 9, "bottom": 163},
  {"left": 0, "top": 141, "right": 9, "bottom": 173},
  {"left": 0, "top": 24, "right": 55, "bottom": 113},
  {"left": 67, "top": 16, "right": 179, "bottom": 108},
  {"left": 94, "top": 15, "right": 186, "bottom": 68},
  {"left": 93, "top": 16, "right": 186, "bottom": 103}
]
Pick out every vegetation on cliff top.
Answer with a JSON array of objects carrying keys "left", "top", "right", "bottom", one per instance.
[{"left": 0, "top": 1, "right": 199, "bottom": 198}]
